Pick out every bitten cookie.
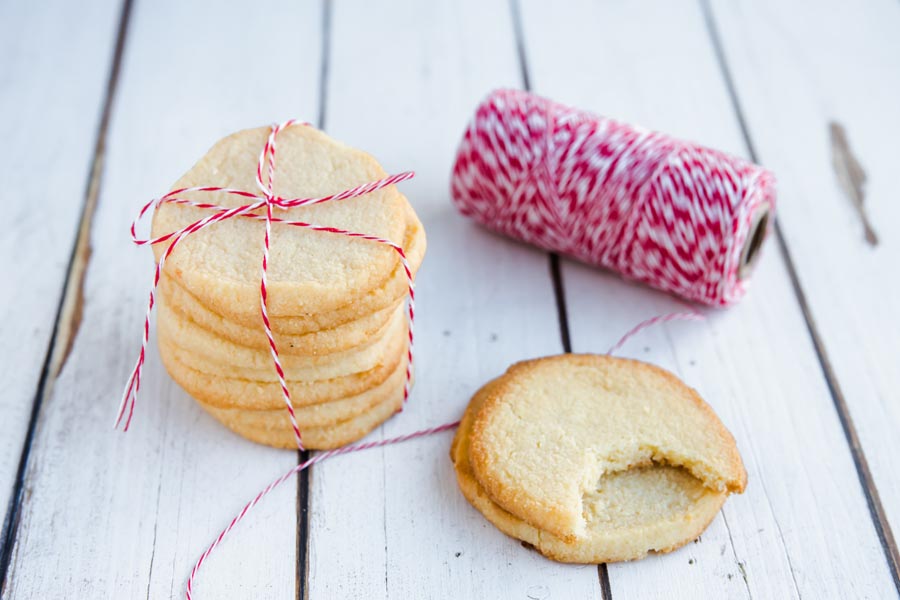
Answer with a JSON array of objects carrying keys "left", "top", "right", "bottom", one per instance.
[
  {"left": 451, "top": 378, "right": 727, "bottom": 563},
  {"left": 453, "top": 354, "right": 746, "bottom": 561}
]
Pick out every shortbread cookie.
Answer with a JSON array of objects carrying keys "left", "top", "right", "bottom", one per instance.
[
  {"left": 200, "top": 377, "right": 406, "bottom": 449},
  {"left": 200, "top": 351, "right": 407, "bottom": 431},
  {"left": 219, "top": 204, "right": 425, "bottom": 334},
  {"left": 158, "top": 331, "right": 406, "bottom": 409},
  {"left": 156, "top": 298, "right": 406, "bottom": 378},
  {"left": 469, "top": 354, "right": 746, "bottom": 541},
  {"left": 451, "top": 380, "right": 727, "bottom": 563},
  {"left": 152, "top": 125, "right": 422, "bottom": 321},
  {"left": 159, "top": 271, "right": 403, "bottom": 355}
]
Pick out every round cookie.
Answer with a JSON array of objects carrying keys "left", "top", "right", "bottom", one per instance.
[
  {"left": 200, "top": 351, "right": 408, "bottom": 431},
  {"left": 200, "top": 378, "right": 406, "bottom": 450},
  {"left": 451, "top": 379, "right": 727, "bottom": 563},
  {"left": 152, "top": 124, "right": 421, "bottom": 321},
  {"left": 469, "top": 354, "right": 746, "bottom": 541},
  {"left": 156, "top": 297, "right": 406, "bottom": 378},
  {"left": 159, "top": 271, "right": 403, "bottom": 355},
  {"left": 220, "top": 204, "right": 425, "bottom": 334},
  {"left": 158, "top": 329, "right": 407, "bottom": 410}
]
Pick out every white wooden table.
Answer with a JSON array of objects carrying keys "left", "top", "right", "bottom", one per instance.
[{"left": 2, "top": 0, "right": 899, "bottom": 597}]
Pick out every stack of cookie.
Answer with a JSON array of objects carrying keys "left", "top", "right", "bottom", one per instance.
[
  {"left": 452, "top": 354, "right": 746, "bottom": 562},
  {"left": 152, "top": 125, "right": 425, "bottom": 449}
]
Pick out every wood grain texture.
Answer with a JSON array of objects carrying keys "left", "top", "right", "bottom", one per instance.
[
  {"left": 708, "top": 0, "right": 900, "bottom": 579},
  {"left": 3, "top": 0, "right": 322, "bottom": 597},
  {"left": 0, "top": 0, "right": 122, "bottom": 532},
  {"left": 307, "top": 0, "right": 602, "bottom": 598},
  {"left": 3, "top": 0, "right": 898, "bottom": 597},
  {"left": 518, "top": 0, "right": 898, "bottom": 597}
]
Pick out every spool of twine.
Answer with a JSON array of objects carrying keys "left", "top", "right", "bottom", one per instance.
[{"left": 451, "top": 89, "right": 777, "bottom": 306}]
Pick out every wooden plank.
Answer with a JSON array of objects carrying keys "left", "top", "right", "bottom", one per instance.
[
  {"left": 3, "top": 0, "right": 324, "bottom": 597},
  {"left": 707, "top": 0, "right": 900, "bottom": 581},
  {"left": 307, "top": 0, "right": 602, "bottom": 597},
  {"left": 0, "top": 0, "right": 122, "bottom": 539},
  {"left": 517, "top": 0, "right": 898, "bottom": 597}
]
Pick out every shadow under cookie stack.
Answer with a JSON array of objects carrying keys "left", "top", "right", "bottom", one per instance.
[{"left": 152, "top": 124, "right": 425, "bottom": 449}]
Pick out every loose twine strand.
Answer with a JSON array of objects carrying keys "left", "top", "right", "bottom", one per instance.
[
  {"left": 185, "top": 421, "right": 460, "bottom": 600},
  {"left": 116, "top": 119, "right": 704, "bottom": 599}
]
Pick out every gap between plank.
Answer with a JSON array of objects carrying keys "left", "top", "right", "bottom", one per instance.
[
  {"left": 508, "top": 0, "right": 612, "bottom": 596},
  {"left": 296, "top": 2, "right": 332, "bottom": 598},
  {"left": 699, "top": 0, "right": 900, "bottom": 591},
  {"left": 296, "top": 450, "right": 311, "bottom": 600},
  {"left": 549, "top": 254, "right": 573, "bottom": 354},
  {"left": 0, "top": 0, "right": 134, "bottom": 593}
]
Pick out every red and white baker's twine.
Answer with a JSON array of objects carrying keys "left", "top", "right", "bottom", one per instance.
[
  {"left": 116, "top": 120, "right": 416, "bottom": 450},
  {"left": 606, "top": 311, "right": 705, "bottom": 355},
  {"left": 451, "top": 89, "right": 777, "bottom": 307}
]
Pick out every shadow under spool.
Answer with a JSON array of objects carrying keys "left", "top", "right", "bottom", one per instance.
[{"left": 738, "top": 205, "right": 771, "bottom": 280}]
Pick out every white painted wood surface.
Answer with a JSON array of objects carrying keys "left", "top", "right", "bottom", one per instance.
[
  {"left": 518, "top": 0, "right": 898, "bottom": 597},
  {"left": 709, "top": 0, "right": 900, "bottom": 554},
  {"left": 310, "top": 0, "right": 601, "bottom": 598},
  {"left": 2, "top": 0, "right": 898, "bottom": 598},
  {"left": 0, "top": 0, "right": 121, "bottom": 524},
  {"left": 3, "top": 0, "right": 321, "bottom": 597}
]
